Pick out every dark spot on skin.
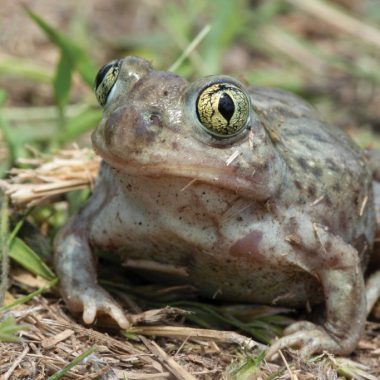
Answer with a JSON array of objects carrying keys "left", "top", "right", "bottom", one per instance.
[
  {"left": 311, "top": 166, "right": 323, "bottom": 178},
  {"left": 325, "top": 158, "right": 339, "bottom": 172},
  {"left": 353, "top": 234, "right": 370, "bottom": 259},
  {"left": 326, "top": 255, "right": 340, "bottom": 268},
  {"left": 229, "top": 230, "right": 264, "bottom": 262},
  {"left": 339, "top": 211, "right": 347, "bottom": 231},
  {"left": 297, "top": 157, "right": 308, "bottom": 171},
  {"left": 294, "top": 180, "right": 302, "bottom": 190},
  {"left": 163, "top": 90, "right": 168, "bottom": 96},
  {"left": 324, "top": 240, "right": 332, "bottom": 251},
  {"left": 177, "top": 206, "right": 186, "bottom": 213}
]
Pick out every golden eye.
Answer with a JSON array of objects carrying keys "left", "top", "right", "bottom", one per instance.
[
  {"left": 196, "top": 83, "right": 250, "bottom": 138},
  {"left": 94, "top": 59, "right": 121, "bottom": 106}
]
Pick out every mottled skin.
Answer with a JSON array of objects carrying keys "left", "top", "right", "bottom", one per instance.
[{"left": 55, "top": 56, "right": 378, "bottom": 359}]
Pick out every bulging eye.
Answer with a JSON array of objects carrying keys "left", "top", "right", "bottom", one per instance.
[
  {"left": 196, "top": 83, "right": 250, "bottom": 138},
  {"left": 94, "top": 59, "right": 121, "bottom": 106}
]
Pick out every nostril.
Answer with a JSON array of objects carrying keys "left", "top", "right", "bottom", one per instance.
[
  {"left": 150, "top": 113, "right": 160, "bottom": 124},
  {"left": 134, "top": 112, "right": 163, "bottom": 142}
]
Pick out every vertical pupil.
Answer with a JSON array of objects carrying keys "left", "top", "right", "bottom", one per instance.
[{"left": 218, "top": 92, "right": 235, "bottom": 122}]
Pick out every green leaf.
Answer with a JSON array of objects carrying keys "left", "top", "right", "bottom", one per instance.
[
  {"left": 0, "top": 278, "right": 58, "bottom": 313},
  {"left": 25, "top": 7, "right": 97, "bottom": 87},
  {"left": 202, "top": 0, "right": 246, "bottom": 74},
  {"left": 0, "top": 196, "right": 9, "bottom": 307},
  {"left": 47, "top": 346, "right": 97, "bottom": 380},
  {"left": 0, "top": 89, "right": 6, "bottom": 105},
  {"left": 9, "top": 238, "right": 55, "bottom": 280},
  {"left": 0, "top": 316, "right": 28, "bottom": 342},
  {"left": 0, "top": 57, "right": 52, "bottom": 83},
  {"left": 54, "top": 53, "right": 73, "bottom": 110},
  {"left": 229, "top": 352, "right": 265, "bottom": 380}
]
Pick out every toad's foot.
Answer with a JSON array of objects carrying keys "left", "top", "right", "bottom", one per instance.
[
  {"left": 65, "top": 283, "right": 129, "bottom": 329},
  {"left": 265, "top": 321, "right": 345, "bottom": 360}
]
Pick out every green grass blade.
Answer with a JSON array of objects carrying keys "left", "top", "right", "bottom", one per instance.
[
  {"left": 202, "top": 0, "right": 246, "bottom": 74},
  {"left": 0, "top": 278, "right": 58, "bottom": 313},
  {"left": 54, "top": 53, "right": 73, "bottom": 111},
  {"left": 47, "top": 346, "right": 97, "bottom": 380},
  {"left": 25, "top": 8, "right": 97, "bottom": 87},
  {"left": 229, "top": 351, "right": 266, "bottom": 380},
  {"left": 9, "top": 238, "right": 55, "bottom": 280},
  {"left": 169, "top": 24, "right": 211, "bottom": 72},
  {"left": 0, "top": 196, "right": 9, "bottom": 307},
  {"left": 0, "top": 316, "right": 28, "bottom": 342},
  {"left": 0, "top": 94, "right": 17, "bottom": 167},
  {"left": 0, "top": 57, "right": 52, "bottom": 83}
]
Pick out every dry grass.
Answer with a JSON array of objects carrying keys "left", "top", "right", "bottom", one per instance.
[
  {"left": 1, "top": 282, "right": 379, "bottom": 379},
  {"left": 0, "top": 147, "right": 100, "bottom": 208}
]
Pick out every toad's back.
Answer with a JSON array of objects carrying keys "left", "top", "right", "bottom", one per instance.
[{"left": 249, "top": 87, "right": 375, "bottom": 260}]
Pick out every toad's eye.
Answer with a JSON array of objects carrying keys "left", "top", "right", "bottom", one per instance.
[
  {"left": 196, "top": 83, "right": 250, "bottom": 138},
  {"left": 95, "top": 59, "right": 121, "bottom": 106}
]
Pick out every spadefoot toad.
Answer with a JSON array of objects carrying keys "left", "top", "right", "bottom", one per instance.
[{"left": 55, "top": 56, "right": 380, "bottom": 359}]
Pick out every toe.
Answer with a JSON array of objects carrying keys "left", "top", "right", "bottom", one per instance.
[
  {"left": 82, "top": 299, "right": 97, "bottom": 325},
  {"left": 299, "top": 340, "right": 321, "bottom": 360},
  {"left": 108, "top": 304, "right": 129, "bottom": 329},
  {"left": 266, "top": 331, "right": 314, "bottom": 360}
]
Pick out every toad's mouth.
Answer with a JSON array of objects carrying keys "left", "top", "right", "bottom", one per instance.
[{"left": 96, "top": 149, "right": 271, "bottom": 200}]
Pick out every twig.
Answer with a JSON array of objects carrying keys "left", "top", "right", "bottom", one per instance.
[
  {"left": 279, "top": 349, "right": 296, "bottom": 380},
  {"left": 1, "top": 345, "right": 29, "bottom": 380},
  {"left": 140, "top": 336, "right": 197, "bottom": 380},
  {"left": 131, "top": 325, "right": 263, "bottom": 350}
]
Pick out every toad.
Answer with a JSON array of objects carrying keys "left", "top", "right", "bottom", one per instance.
[{"left": 54, "top": 56, "right": 380, "bottom": 359}]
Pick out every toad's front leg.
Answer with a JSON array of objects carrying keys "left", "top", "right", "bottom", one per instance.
[
  {"left": 54, "top": 163, "right": 129, "bottom": 328},
  {"left": 267, "top": 223, "right": 366, "bottom": 359},
  {"left": 54, "top": 218, "right": 129, "bottom": 329}
]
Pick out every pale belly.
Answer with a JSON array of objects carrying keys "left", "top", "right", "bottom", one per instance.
[
  {"left": 88, "top": 174, "right": 325, "bottom": 308},
  {"left": 89, "top": 207, "right": 323, "bottom": 308}
]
